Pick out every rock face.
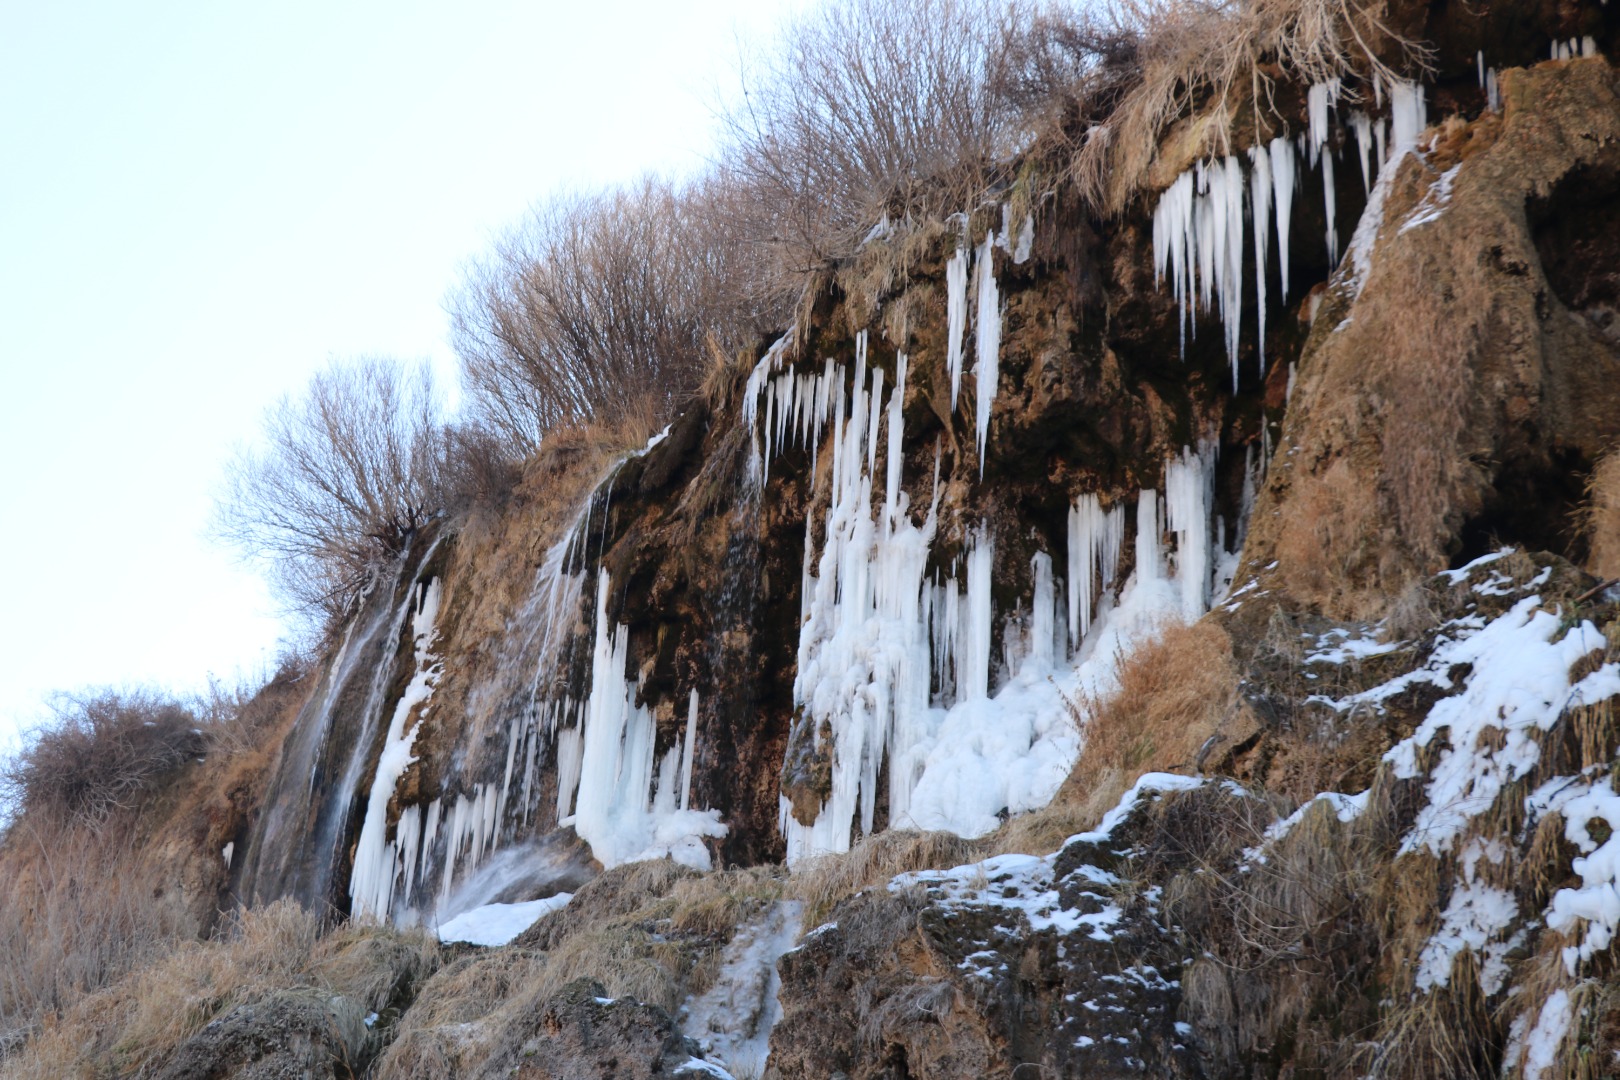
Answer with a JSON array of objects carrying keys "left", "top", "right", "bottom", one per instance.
[
  {"left": 154, "top": 989, "right": 372, "bottom": 1080},
  {"left": 471, "top": 979, "right": 700, "bottom": 1080},
  {"left": 1241, "top": 58, "right": 1620, "bottom": 617},
  {"left": 771, "top": 783, "right": 1212, "bottom": 1079}
]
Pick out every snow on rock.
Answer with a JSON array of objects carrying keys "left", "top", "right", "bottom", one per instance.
[
  {"left": 891, "top": 775, "right": 1204, "bottom": 947},
  {"left": 894, "top": 852, "right": 1125, "bottom": 941},
  {"left": 435, "top": 892, "right": 573, "bottom": 947},
  {"left": 1415, "top": 838, "right": 1520, "bottom": 993},
  {"left": 1305, "top": 554, "right": 1614, "bottom": 857},
  {"left": 680, "top": 900, "right": 804, "bottom": 1079}
]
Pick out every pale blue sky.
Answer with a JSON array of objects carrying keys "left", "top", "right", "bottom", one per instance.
[{"left": 0, "top": 0, "right": 799, "bottom": 744}]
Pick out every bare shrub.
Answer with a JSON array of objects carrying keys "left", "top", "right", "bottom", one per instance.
[
  {"left": 451, "top": 176, "right": 775, "bottom": 451},
  {"left": 719, "top": 0, "right": 1035, "bottom": 272},
  {"left": 215, "top": 356, "right": 447, "bottom": 622},
  {"left": 0, "top": 690, "right": 202, "bottom": 829}
]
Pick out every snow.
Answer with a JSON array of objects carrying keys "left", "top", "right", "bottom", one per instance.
[
  {"left": 1379, "top": 595, "right": 1609, "bottom": 855},
  {"left": 1414, "top": 838, "right": 1518, "bottom": 993},
  {"left": 1397, "top": 164, "right": 1460, "bottom": 235},
  {"left": 673, "top": 1059, "right": 737, "bottom": 1079},
  {"left": 973, "top": 232, "right": 1001, "bottom": 473},
  {"left": 1304, "top": 627, "right": 1401, "bottom": 665},
  {"left": 893, "top": 851, "right": 1124, "bottom": 940},
  {"left": 680, "top": 900, "right": 804, "bottom": 1080},
  {"left": 222, "top": 842, "right": 234, "bottom": 870},
  {"left": 1522, "top": 989, "right": 1573, "bottom": 1080},
  {"left": 1537, "top": 736, "right": 1620, "bottom": 972},
  {"left": 435, "top": 892, "right": 572, "bottom": 947},
  {"left": 351, "top": 578, "right": 443, "bottom": 921},
  {"left": 1307, "top": 556, "right": 1617, "bottom": 859}
]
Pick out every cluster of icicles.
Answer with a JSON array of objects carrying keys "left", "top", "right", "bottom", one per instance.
[
  {"left": 746, "top": 207, "right": 1030, "bottom": 486},
  {"left": 748, "top": 329, "right": 1258, "bottom": 861},
  {"left": 1151, "top": 76, "right": 1431, "bottom": 389}
]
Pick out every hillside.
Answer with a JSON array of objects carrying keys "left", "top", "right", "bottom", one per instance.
[{"left": 3, "top": 0, "right": 1620, "bottom": 1076}]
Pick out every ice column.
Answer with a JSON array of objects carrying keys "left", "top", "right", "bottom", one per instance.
[
  {"left": 973, "top": 233, "right": 1001, "bottom": 473},
  {"left": 946, "top": 245, "right": 969, "bottom": 410},
  {"left": 1067, "top": 495, "right": 1125, "bottom": 648},
  {"left": 350, "top": 578, "right": 444, "bottom": 922}
]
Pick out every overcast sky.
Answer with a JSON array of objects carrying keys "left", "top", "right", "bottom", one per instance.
[{"left": 0, "top": 0, "right": 801, "bottom": 747}]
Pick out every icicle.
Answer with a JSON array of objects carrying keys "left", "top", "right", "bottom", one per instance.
[
  {"left": 1030, "top": 553, "right": 1055, "bottom": 672},
  {"left": 1250, "top": 142, "right": 1273, "bottom": 373},
  {"left": 1582, "top": 36, "right": 1597, "bottom": 57},
  {"left": 1478, "top": 50, "right": 1487, "bottom": 88},
  {"left": 1066, "top": 495, "right": 1124, "bottom": 649},
  {"left": 680, "top": 689, "right": 698, "bottom": 813},
  {"left": 1013, "top": 214, "right": 1034, "bottom": 264},
  {"left": 1349, "top": 112, "right": 1376, "bottom": 195},
  {"left": 1164, "top": 445, "right": 1216, "bottom": 619},
  {"left": 1389, "top": 80, "right": 1428, "bottom": 153},
  {"left": 1322, "top": 151, "right": 1339, "bottom": 266},
  {"left": 1270, "top": 137, "right": 1297, "bottom": 301},
  {"left": 945, "top": 245, "right": 969, "bottom": 410},
  {"left": 1135, "top": 489, "right": 1161, "bottom": 585},
  {"left": 962, "top": 532, "right": 994, "bottom": 700},
  {"left": 1306, "top": 79, "right": 1341, "bottom": 165},
  {"left": 1486, "top": 69, "right": 1500, "bottom": 112},
  {"left": 973, "top": 233, "right": 1001, "bottom": 475},
  {"left": 1150, "top": 155, "right": 1244, "bottom": 384}
]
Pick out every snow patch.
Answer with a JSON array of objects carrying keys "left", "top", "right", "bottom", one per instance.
[{"left": 435, "top": 892, "right": 572, "bottom": 947}]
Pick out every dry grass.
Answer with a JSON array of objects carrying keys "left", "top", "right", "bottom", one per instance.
[
  {"left": 0, "top": 673, "right": 308, "bottom": 1046},
  {"left": 1052, "top": 0, "right": 1426, "bottom": 213},
  {"left": 1583, "top": 450, "right": 1620, "bottom": 579},
  {"left": 794, "top": 830, "right": 981, "bottom": 925},
  {"left": 1051, "top": 618, "right": 1241, "bottom": 829},
  {"left": 2, "top": 901, "right": 438, "bottom": 1079}
]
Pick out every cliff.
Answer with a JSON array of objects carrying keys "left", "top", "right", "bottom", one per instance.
[{"left": 3, "top": 1, "right": 1620, "bottom": 1077}]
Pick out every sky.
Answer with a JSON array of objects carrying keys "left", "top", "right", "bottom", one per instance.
[{"left": 0, "top": 0, "right": 802, "bottom": 748}]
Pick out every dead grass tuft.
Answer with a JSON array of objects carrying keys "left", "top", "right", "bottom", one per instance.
[
  {"left": 1583, "top": 450, "right": 1620, "bottom": 580},
  {"left": 4, "top": 901, "right": 437, "bottom": 1079},
  {"left": 794, "top": 829, "right": 981, "bottom": 925},
  {"left": 1050, "top": 618, "right": 1240, "bottom": 830}
]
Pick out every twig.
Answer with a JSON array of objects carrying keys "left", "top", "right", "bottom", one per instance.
[{"left": 1574, "top": 579, "right": 1619, "bottom": 605}]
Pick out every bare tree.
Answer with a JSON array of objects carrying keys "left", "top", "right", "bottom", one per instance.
[
  {"left": 450, "top": 175, "right": 777, "bottom": 451},
  {"left": 718, "top": 0, "right": 1037, "bottom": 270},
  {"left": 215, "top": 357, "right": 446, "bottom": 621}
]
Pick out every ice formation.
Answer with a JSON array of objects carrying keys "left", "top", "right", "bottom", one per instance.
[
  {"left": 435, "top": 892, "right": 573, "bottom": 947},
  {"left": 1151, "top": 79, "right": 1428, "bottom": 387},
  {"left": 779, "top": 330, "right": 1233, "bottom": 859},
  {"left": 974, "top": 231, "right": 1002, "bottom": 472},
  {"left": 351, "top": 577, "right": 444, "bottom": 921},
  {"left": 565, "top": 573, "right": 728, "bottom": 869},
  {"left": 946, "top": 244, "right": 969, "bottom": 409},
  {"left": 679, "top": 900, "right": 804, "bottom": 1078}
]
